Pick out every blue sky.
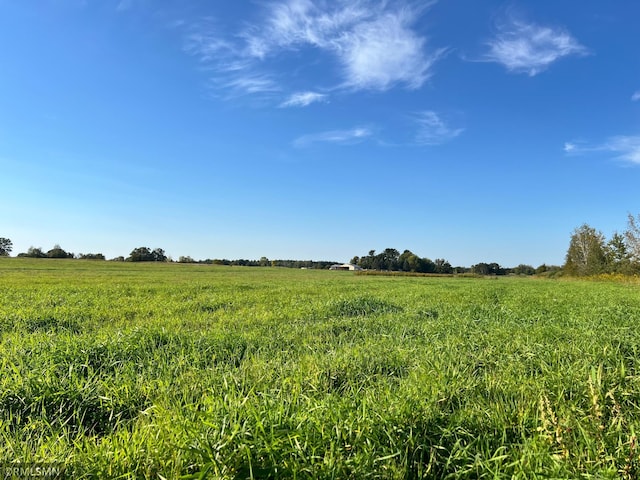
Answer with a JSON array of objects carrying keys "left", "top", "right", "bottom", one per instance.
[{"left": 1, "top": 0, "right": 639, "bottom": 266}]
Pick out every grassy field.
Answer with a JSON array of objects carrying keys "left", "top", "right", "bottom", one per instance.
[{"left": 1, "top": 258, "right": 640, "bottom": 478}]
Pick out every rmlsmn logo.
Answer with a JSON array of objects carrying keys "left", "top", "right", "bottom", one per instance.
[{"left": 0, "top": 463, "right": 64, "bottom": 479}]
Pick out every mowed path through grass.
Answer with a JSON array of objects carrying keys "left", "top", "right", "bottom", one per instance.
[{"left": 1, "top": 258, "right": 640, "bottom": 478}]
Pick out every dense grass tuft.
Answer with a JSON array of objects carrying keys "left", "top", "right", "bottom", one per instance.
[
  {"left": 24, "top": 316, "right": 82, "bottom": 333},
  {"left": 326, "top": 296, "right": 403, "bottom": 317}
]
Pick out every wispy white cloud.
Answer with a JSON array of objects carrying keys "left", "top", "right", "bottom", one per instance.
[
  {"left": 337, "top": 10, "right": 444, "bottom": 91},
  {"left": 632, "top": 91, "right": 640, "bottom": 102},
  {"left": 184, "top": 31, "right": 236, "bottom": 64},
  {"left": 293, "top": 126, "right": 372, "bottom": 147},
  {"left": 483, "top": 15, "right": 587, "bottom": 76},
  {"left": 280, "top": 91, "right": 328, "bottom": 108},
  {"left": 607, "top": 136, "right": 640, "bottom": 164},
  {"left": 564, "top": 136, "right": 640, "bottom": 165},
  {"left": 183, "top": 22, "right": 279, "bottom": 97},
  {"left": 182, "top": 1, "right": 442, "bottom": 99},
  {"left": 222, "top": 75, "right": 281, "bottom": 95},
  {"left": 414, "top": 111, "right": 464, "bottom": 145}
]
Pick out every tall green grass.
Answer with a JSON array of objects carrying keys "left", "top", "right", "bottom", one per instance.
[{"left": 1, "top": 258, "right": 640, "bottom": 478}]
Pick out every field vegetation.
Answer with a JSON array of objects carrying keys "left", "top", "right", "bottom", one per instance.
[{"left": 1, "top": 258, "right": 640, "bottom": 478}]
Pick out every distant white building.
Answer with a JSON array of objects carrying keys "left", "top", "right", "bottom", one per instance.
[{"left": 329, "top": 263, "right": 363, "bottom": 271}]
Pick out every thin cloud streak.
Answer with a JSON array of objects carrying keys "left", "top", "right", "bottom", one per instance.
[
  {"left": 414, "top": 111, "right": 464, "bottom": 145},
  {"left": 280, "top": 91, "right": 328, "bottom": 108},
  {"left": 632, "top": 91, "right": 640, "bottom": 102},
  {"left": 483, "top": 16, "right": 587, "bottom": 76},
  {"left": 564, "top": 136, "right": 640, "bottom": 165},
  {"left": 222, "top": 75, "right": 281, "bottom": 95},
  {"left": 607, "top": 136, "right": 640, "bottom": 164},
  {"left": 293, "top": 126, "right": 372, "bottom": 147},
  {"left": 184, "top": 31, "right": 236, "bottom": 64}
]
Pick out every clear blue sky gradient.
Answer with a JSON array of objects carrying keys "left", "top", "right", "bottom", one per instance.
[{"left": 1, "top": 0, "right": 639, "bottom": 266}]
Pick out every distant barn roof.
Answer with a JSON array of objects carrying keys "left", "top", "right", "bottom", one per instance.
[{"left": 329, "top": 263, "right": 363, "bottom": 271}]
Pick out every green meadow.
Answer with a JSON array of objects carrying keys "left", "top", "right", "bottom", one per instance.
[{"left": 1, "top": 258, "right": 640, "bottom": 479}]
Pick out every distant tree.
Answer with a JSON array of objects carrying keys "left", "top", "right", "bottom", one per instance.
[
  {"left": 152, "top": 248, "right": 167, "bottom": 262},
  {"left": 564, "top": 224, "right": 607, "bottom": 276},
  {"left": 127, "top": 247, "right": 153, "bottom": 262},
  {"left": 471, "top": 262, "right": 505, "bottom": 275},
  {"left": 422, "top": 257, "right": 438, "bottom": 273},
  {"left": 625, "top": 213, "right": 640, "bottom": 265},
  {"left": 379, "top": 248, "right": 400, "bottom": 270},
  {"left": 110, "top": 256, "right": 125, "bottom": 262},
  {"left": 491, "top": 263, "right": 506, "bottom": 275},
  {"left": 471, "top": 262, "right": 490, "bottom": 275},
  {"left": 358, "top": 250, "right": 376, "bottom": 270},
  {"left": 47, "top": 244, "right": 73, "bottom": 259},
  {"left": 605, "top": 232, "right": 632, "bottom": 272},
  {"left": 259, "top": 256, "right": 269, "bottom": 267},
  {"left": 78, "top": 253, "right": 106, "bottom": 260},
  {"left": 0, "top": 237, "right": 12, "bottom": 256},
  {"left": 534, "top": 264, "right": 561, "bottom": 276},
  {"left": 513, "top": 264, "right": 535, "bottom": 275},
  {"left": 127, "top": 247, "right": 167, "bottom": 262},
  {"left": 397, "top": 250, "right": 413, "bottom": 271},
  {"left": 356, "top": 248, "right": 453, "bottom": 273},
  {"left": 178, "top": 256, "right": 195, "bottom": 263},
  {"left": 19, "top": 246, "right": 47, "bottom": 258},
  {"left": 434, "top": 258, "right": 453, "bottom": 274}
]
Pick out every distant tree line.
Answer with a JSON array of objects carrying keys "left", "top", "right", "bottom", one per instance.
[
  {"left": 2, "top": 242, "right": 337, "bottom": 268},
  {"left": 179, "top": 256, "right": 336, "bottom": 269},
  {"left": 0, "top": 239, "right": 558, "bottom": 274},
  {"left": 351, "top": 248, "right": 456, "bottom": 273},
  {"left": 17, "top": 245, "right": 77, "bottom": 259},
  {"left": 563, "top": 213, "right": 640, "bottom": 276},
  {"left": 7, "top": 212, "right": 640, "bottom": 276},
  {"left": 12, "top": 245, "right": 165, "bottom": 262},
  {"left": 349, "top": 248, "right": 556, "bottom": 276},
  {"left": 14, "top": 245, "right": 106, "bottom": 260}
]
